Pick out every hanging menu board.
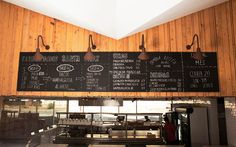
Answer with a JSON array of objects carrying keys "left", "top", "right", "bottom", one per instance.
[{"left": 17, "top": 52, "right": 219, "bottom": 92}]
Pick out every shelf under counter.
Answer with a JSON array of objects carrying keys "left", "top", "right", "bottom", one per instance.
[
  {"left": 54, "top": 135, "right": 164, "bottom": 145},
  {"left": 57, "top": 123, "right": 161, "bottom": 129},
  {"left": 56, "top": 112, "right": 163, "bottom": 116},
  {"left": 57, "top": 124, "right": 161, "bottom": 139}
]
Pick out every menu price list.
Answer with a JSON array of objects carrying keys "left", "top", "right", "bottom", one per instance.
[
  {"left": 147, "top": 53, "right": 183, "bottom": 92},
  {"left": 182, "top": 53, "right": 219, "bottom": 92},
  {"left": 17, "top": 52, "right": 219, "bottom": 92},
  {"left": 111, "top": 53, "right": 148, "bottom": 91}
]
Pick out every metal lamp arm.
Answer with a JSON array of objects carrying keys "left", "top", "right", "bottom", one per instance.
[
  {"left": 191, "top": 34, "right": 200, "bottom": 48},
  {"left": 37, "top": 35, "right": 50, "bottom": 50},
  {"left": 139, "top": 34, "right": 145, "bottom": 51},
  {"left": 88, "top": 35, "right": 91, "bottom": 49},
  {"left": 89, "top": 34, "right": 96, "bottom": 49}
]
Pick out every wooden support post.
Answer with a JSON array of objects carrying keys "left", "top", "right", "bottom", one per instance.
[{"left": 0, "top": 96, "right": 3, "bottom": 109}]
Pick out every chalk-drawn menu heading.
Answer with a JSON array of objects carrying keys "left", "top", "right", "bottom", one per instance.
[{"left": 17, "top": 52, "right": 219, "bottom": 92}]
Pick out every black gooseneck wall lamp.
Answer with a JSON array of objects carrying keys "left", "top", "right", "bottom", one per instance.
[
  {"left": 186, "top": 34, "right": 204, "bottom": 60},
  {"left": 33, "top": 35, "right": 50, "bottom": 62},
  {"left": 138, "top": 34, "right": 149, "bottom": 60},
  {"left": 84, "top": 34, "right": 96, "bottom": 61}
]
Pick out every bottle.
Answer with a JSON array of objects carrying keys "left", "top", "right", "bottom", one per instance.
[
  {"left": 134, "top": 128, "right": 136, "bottom": 138},
  {"left": 108, "top": 128, "right": 112, "bottom": 138}
]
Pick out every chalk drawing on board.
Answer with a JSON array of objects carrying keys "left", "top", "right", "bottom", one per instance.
[
  {"left": 56, "top": 64, "right": 74, "bottom": 73},
  {"left": 87, "top": 65, "right": 104, "bottom": 73},
  {"left": 28, "top": 64, "right": 41, "bottom": 73}
]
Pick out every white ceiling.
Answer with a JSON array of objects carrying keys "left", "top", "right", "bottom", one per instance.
[{"left": 4, "top": 0, "right": 227, "bottom": 39}]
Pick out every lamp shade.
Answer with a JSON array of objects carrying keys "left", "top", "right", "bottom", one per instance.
[
  {"left": 33, "top": 48, "right": 43, "bottom": 61},
  {"left": 138, "top": 51, "right": 149, "bottom": 60},
  {"left": 192, "top": 48, "right": 204, "bottom": 60},
  {"left": 84, "top": 48, "right": 95, "bottom": 61}
]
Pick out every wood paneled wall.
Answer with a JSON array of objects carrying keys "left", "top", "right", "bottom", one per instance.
[{"left": 0, "top": 0, "right": 236, "bottom": 98}]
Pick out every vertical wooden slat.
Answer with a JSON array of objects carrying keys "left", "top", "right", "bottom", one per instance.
[
  {"left": 152, "top": 26, "right": 159, "bottom": 52},
  {"left": 21, "top": 9, "right": 30, "bottom": 52},
  {"left": 3, "top": 4, "right": 15, "bottom": 95},
  {"left": 28, "top": 11, "right": 44, "bottom": 97},
  {"left": 66, "top": 24, "right": 74, "bottom": 52},
  {"left": 78, "top": 28, "right": 85, "bottom": 51},
  {"left": 11, "top": 5, "right": 24, "bottom": 95},
  {"left": 215, "top": 3, "right": 233, "bottom": 96},
  {"left": 192, "top": 12, "right": 206, "bottom": 97},
  {"left": 202, "top": 9, "right": 212, "bottom": 51},
  {"left": 66, "top": 24, "right": 80, "bottom": 98},
  {"left": 136, "top": 32, "right": 142, "bottom": 52},
  {"left": 158, "top": 24, "right": 165, "bottom": 51},
  {"left": 175, "top": 19, "right": 183, "bottom": 51},
  {"left": 158, "top": 24, "right": 167, "bottom": 97},
  {"left": 0, "top": 2, "right": 5, "bottom": 93},
  {"left": 98, "top": 34, "right": 107, "bottom": 51},
  {"left": 107, "top": 36, "right": 113, "bottom": 51},
  {"left": 165, "top": 22, "right": 170, "bottom": 97},
  {"left": 26, "top": 11, "right": 44, "bottom": 52},
  {"left": 128, "top": 34, "right": 136, "bottom": 51},
  {"left": 182, "top": 15, "right": 194, "bottom": 52},
  {"left": 175, "top": 21, "right": 184, "bottom": 100},
  {"left": 195, "top": 12, "right": 207, "bottom": 53},
  {"left": 169, "top": 20, "right": 179, "bottom": 97},
  {"left": 123, "top": 37, "right": 129, "bottom": 52},
  {"left": 117, "top": 38, "right": 123, "bottom": 52},
  {"left": 93, "top": 33, "right": 99, "bottom": 52},
  {"left": 43, "top": 17, "right": 56, "bottom": 52},
  {"left": 169, "top": 21, "right": 177, "bottom": 52},
  {"left": 205, "top": 7, "right": 220, "bottom": 97},
  {"left": 179, "top": 17, "right": 188, "bottom": 97},
  {"left": 42, "top": 16, "right": 55, "bottom": 97},
  {"left": 83, "top": 29, "right": 90, "bottom": 52},
  {"left": 230, "top": 0, "right": 236, "bottom": 96},
  {"left": 226, "top": 1, "right": 236, "bottom": 96},
  {"left": 54, "top": 20, "right": 68, "bottom": 97},
  {"left": 18, "top": 8, "right": 30, "bottom": 97},
  {"left": 164, "top": 23, "right": 170, "bottom": 52},
  {"left": 54, "top": 20, "right": 67, "bottom": 52},
  {"left": 0, "top": 2, "right": 11, "bottom": 94},
  {"left": 146, "top": 27, "right": 154, "bottom": 52}
]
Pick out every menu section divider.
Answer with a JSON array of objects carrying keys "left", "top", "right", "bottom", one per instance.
[{"left": 17, "top": 52, "right": 219, "bottom": 92}]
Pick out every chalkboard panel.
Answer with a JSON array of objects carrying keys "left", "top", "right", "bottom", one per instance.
[
  {"left": 182, "top": 53, "right": 219, "bottom": 92},
  {"left": 147, "top": 53, "right": 183, "bottom": 92},
  {"left": 17, "top": 52, "right": 219, "bottom": 92}
]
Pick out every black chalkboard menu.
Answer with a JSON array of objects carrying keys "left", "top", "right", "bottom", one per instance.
[{"left": 17, "top": 52, "right": 219, "bottom": 92}]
